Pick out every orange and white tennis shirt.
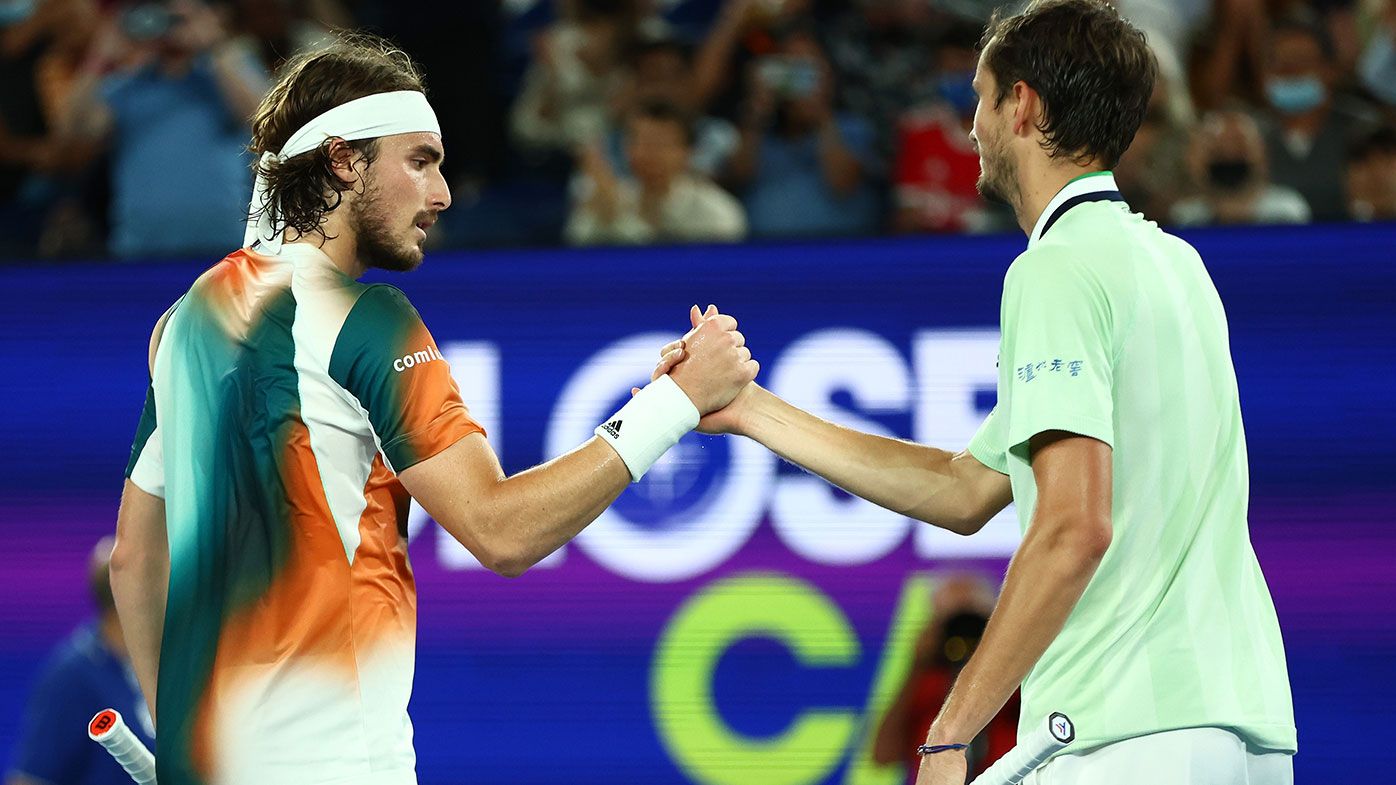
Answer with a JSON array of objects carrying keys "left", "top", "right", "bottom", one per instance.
[{"left": 125, "top": 242, "right": 483, "bottom": 785}]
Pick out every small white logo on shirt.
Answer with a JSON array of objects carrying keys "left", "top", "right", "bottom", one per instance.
[{"left": 393, "top": 344, "right": 444, "bottom": 373}]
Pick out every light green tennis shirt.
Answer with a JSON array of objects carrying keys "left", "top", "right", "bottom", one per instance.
[{"left": 968, "top": 172, "right": 1297, "bottom": 755}]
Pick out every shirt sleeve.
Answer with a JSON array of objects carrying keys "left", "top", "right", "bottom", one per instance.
[
  {"left": 328, "top": 285, "right": 484, "bottom": 473},
  {"left": 966, "top": 406, "right": 1009, "bottom": 475},
  {"left": 124, "top": 381, "right": 165, "bottom": 498},
  {"left": 998, "top": 252, "right": 1116, "bottom": 460},
  {"left": 8, "top": 657, "right": 98, "bottom": 784}
]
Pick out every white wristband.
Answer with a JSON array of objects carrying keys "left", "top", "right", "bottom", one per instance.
[{"left": 595, "top": 374, "right": 701, "bottom": 482}]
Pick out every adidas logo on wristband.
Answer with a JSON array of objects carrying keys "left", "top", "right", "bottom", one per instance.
[{"left": 600, "top": 420, "right": 623, "bottom": 439}]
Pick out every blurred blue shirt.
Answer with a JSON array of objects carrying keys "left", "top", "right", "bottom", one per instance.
[
  {"left": 102, "top": 56, "right": 256, "bottom": 259},
  {"left": 743, "top": 114, "right": 882, "bottom": 238},
  {"left": 7, "top": 621, "right": 154, "bottom": 785}
]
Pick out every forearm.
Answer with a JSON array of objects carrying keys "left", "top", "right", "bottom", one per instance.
[
  {"left": 726, "top": 125, "right": 763, "bottom": 186},
  {"left": 817, "top": 121, "right": 862, "bottom": 195},
  {"left": 430, "top": 438, "right": 631, "bottom": 576},
  {"left": 209, "top": 45, "right": 267, "bottom": 124},
  {"left": 109, "top": 481, "right": 168, "bottom": 724},
  {"left": 926, "top": 520, "right": 1106, "bottom": 744},
  {"left": 871, "top": 679, "right": 919, "bottom": 764},
  {"left": 693, "top": 9, "right": 745, "bottom": 108},
  {"left": 739, "top": 387, "right": 999, "bottom": 533}
]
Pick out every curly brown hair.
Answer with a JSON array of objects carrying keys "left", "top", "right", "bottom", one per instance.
[{"left": 247, "top": 33, "right": 426, "bottom": 243}]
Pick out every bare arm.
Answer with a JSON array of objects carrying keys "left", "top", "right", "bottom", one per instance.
[
  {"left": 1190, "top": 0, "right": 1266, "bottom": 111},
  {"left": 208, "top": 43, "right": 269, "bottom": 124},
  {"left": 109, "top": 480, "right": 168, "bottom": 725},
  {"left": 815, "top": 117, "right": 863, "bottom": 196},
  {"left": 921, "top": 432, "right": 1112, "bottom": 750},
  {"left": 399, "top": 433, "right": 629, "bottom": 577},
  {"left": 871, "top": 675, "right": 920, "bottom": 764},
  {"left": 693, "top": 0, "right": 754, "bottom": 110},
  {"left": 401, "top": 308, "right": 757, "bottom": 577},
  {"left": 718, "top": 385, "right": 1012, "bottom": 534}
]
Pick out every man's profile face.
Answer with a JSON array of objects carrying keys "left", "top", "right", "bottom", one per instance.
[
  {"left": 970, "top": 56, "right": 1016, "bottom": 207},
  {"left": 350, "top": 131, "right": 451, "bottom": 272}
]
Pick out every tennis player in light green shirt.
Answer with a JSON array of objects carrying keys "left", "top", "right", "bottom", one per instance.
[{"left": 655, "top": 1, "right": 1296, "bottom": 782}]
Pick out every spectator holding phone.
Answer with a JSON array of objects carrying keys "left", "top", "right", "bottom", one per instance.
[
  {"left": 59, "top": 0, "right": 268, "bottom": 258},
  {"left": 725, "top": 23, "right": 881, "bottom": 238}
]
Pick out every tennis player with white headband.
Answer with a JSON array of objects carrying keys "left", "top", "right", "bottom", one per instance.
[{"left": 107, "top": 33, "right": 756, "bottom": 785}]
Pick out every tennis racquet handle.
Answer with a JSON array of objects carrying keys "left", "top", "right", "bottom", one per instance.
[
  {"left": 88, "top": 708, "right": 157, "bottom": 785},
  {"left": 968, "top": 712, "right": 1075, "bottom": 785}
]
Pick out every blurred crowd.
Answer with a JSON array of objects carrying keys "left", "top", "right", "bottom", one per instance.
[{"left": 2, "top": 0, "right": 1395, "bottom": 261}]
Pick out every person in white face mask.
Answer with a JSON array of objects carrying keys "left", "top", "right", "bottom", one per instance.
[{"left": 1258, "top": 17, "right": 1380, "bottom": 222}]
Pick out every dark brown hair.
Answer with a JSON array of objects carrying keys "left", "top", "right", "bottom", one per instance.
[
  {"left": 630, "top": 98, "right": 696, "bottom": 147},
  {"left": 979, "top": 0, "right": 1157, "bottom": 169},
  {"left": 248, "top": 33, "right": 426, "bottom": 243}
]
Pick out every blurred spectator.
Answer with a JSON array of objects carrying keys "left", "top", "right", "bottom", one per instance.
[
  {"left": 691, "top": 0, "right": 811, "bottom": 122},
  {"left": 1272, "top": 0, "right": 1364, "bottom": 77},
  {"left": 510, "top": 0, "right": 640, "bottom": 157},
  {"left": 227, "top": 0, "right": 343, "bottom": 73},
  {"left": 1357, "top": 0, "right": 1396, "bottom": 108},
  {"left": 889, "top": 21, "right": 996, "bottom": 234},
  {"left": 726, "top": 24, "right": 881, "bottom": 238},
  {"left": 871, "top": 573, "right": 1019, "bottom": 784},
  {"left": 1346, "top": 124, "right": 1396, "bottom": 220},
  {"left": 1115, "top": 0, "right": 1212, "bottom": 78},
  {"left": 603, "top": 32, "right": 738, "bottom": 178},
  {"left": 566, "top": 98, "right": 746, "bottom": 244},
  {"left": 61, "top": 0, "right": 268, "bottom": 259},
  {"left": 5, "top": 538, "right": 155, "bottom": 785},
  {"left": 0, "top": 0, "right": 103, "bottom": 256},
  {"left": 1189, "top": 0, "right": 1268, "bottom": 111},
  {"left": 824, "top": 0, "right": 940, "bottom": 157},
  {"left": 1258, "top": 17, "right": 1379, "bottom": 222},
  {"left": 1172, "top": 109, "right": 1311, "bottom": 226},
  {"left": 1116, "top": 61, "right": 1196, "bottom": 224}
]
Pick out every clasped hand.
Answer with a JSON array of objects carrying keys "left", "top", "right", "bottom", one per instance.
[{"left": 638, "top": 304, "right": 760, "bottom": 431}]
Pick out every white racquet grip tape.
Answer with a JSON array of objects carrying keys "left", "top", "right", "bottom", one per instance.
[
  {"left": 594, "top": 374, "right": 700, "bottom": 482},
  {"left": 89, "top": 708, "right": 157, "bottom": 785},
  {"left": 968, "top": 712, "right": 1074, "bottom": 785}
]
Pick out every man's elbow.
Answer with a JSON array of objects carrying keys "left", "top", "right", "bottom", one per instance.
[
  {"left": 439, "top": 517, "right": 531, "bottom": 578},
  {"left": 108, "top": 536, "right": 143, "bottom": 581},
  {"left": 486, "top": 550, "right": 531, "bottom": 579},
  {"left": 911, "top": 506, "right": 992, "bottom": 537},
  {"left": 1043, "top": 515, "right": 1113, "bottom": 565}
]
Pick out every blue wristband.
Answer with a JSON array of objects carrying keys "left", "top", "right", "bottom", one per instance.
[{"left": 916, "top": 743, "right": 968, "bottom": 756}]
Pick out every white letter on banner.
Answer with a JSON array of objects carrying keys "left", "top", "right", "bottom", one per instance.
[
  {"left": 768, "top": 329, "right": 914, "bottom": 565},
  {"left": 548, "top": 332, "right": 775, "bottom": 582},
  {"left": 910, "top": 329, "right": 1021, "bottom": 558}
]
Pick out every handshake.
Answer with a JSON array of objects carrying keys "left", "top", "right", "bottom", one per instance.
[
  {"left": 593, "top": 303, "right": 763, "bottom": 483},
  {"left": 644, "top": 304, "right": 760, "bottom": 433}
]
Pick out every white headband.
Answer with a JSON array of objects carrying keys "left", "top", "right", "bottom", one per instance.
[{"left": 244, "top": 90, "right": 441, "bottom": 251}]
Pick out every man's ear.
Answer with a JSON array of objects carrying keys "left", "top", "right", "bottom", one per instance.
[
  {"left": 326, "top": 138, "right": 363, "bottom": 187},
  {"left": 1009, "top": 80, "right": 1038, "bottom": 137}
]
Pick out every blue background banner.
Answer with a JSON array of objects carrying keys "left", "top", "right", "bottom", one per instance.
[{"left": 2, "top": 224, "right": 1393, "bottom": 783}]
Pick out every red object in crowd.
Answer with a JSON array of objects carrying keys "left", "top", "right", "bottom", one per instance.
[
  {"left": 902, "top": 667, "right": 1022, "bottom": 783},
  {"left": 893, "top": 106, "right": 984, "bottom": 234}
]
